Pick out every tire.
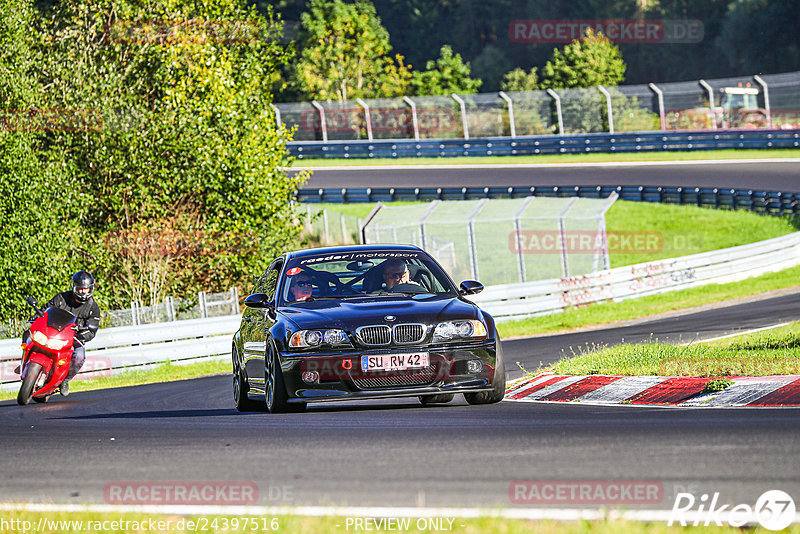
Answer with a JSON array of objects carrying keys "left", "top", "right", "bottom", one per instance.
[
  {"left": 32, "top": 396, "right": 48, "bottom": 403},
  {"left": 232, "top": 347, "right": 264, "bottom": 412},
  {"left": 265, "top": 343, "right": 305, "bottom": 414},
  {"left": 419, "top": 394, "right": 455, "bottom": 405},
  {"left": 465, "top": 331, "right": 506, "bottom": 405},
  {"left": 17, "top": 361, "right": 44, "bottom": 406}
]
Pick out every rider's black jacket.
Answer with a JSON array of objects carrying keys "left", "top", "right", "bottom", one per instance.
[{"left": 44, "top": 292, "right": 101, "bottom": 344}]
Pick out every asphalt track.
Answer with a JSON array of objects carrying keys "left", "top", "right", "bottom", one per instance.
[
  {"left": 296, "top": 160, "right": 800, "bottom": 192},
  {"left": 1, "top": 292, "right": 799, "bottom": 510}
]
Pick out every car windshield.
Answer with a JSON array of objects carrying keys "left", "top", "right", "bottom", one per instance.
[{"left": 279, "top": 250, "right": 457, "bottom": 304}]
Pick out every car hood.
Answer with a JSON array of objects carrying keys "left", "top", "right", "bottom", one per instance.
[{"left": 278, "top": 294, "right": 478, "bottom": 331}]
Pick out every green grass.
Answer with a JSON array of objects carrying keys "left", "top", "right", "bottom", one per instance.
[
  {"left": 293, "top": 148, "right": 800, "bottom": 167},
  {"left": 2, "top": 510, "right": 798, "bottom": 534},
  {"left": 0, "top": 359, "right": 228, "bottom": 401},
  {"left": 604, "top": 201, "right": 797, "bottom": 267},
  {"left": 498, "top": 264, "right": 800, "bottom": 338},
  {"left": 548, "top": 321, "right": 800, "bottom": 377}
]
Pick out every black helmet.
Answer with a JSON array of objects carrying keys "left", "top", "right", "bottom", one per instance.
[{"left": 71, "top": 270, "right": 96, "bottom": 302}]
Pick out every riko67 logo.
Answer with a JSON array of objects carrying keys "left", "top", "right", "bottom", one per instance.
[{"left": 670, "top": 490, "right": 796, "bottom": 530}]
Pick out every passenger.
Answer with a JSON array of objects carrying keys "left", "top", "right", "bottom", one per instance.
[{"left": 289, "top": 273, "right": 314, "bottom": 302}]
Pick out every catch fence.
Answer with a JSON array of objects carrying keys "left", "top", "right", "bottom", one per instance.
[
  {"left": 275, "top": 71, "right": 800, "bottom": 144},
  {"left": 361, "top": 195, "right": 617, "bottom": 286}
]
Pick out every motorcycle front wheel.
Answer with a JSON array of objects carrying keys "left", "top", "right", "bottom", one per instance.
[{"left": 17, "top": 361, "right": 44, "bottom": 406}]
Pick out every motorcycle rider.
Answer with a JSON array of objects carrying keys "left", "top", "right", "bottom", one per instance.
[{"left": 21, "top": 271, "right": 101, "bottom": 396}]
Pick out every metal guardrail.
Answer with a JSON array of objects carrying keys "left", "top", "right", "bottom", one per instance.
[
  {"left": 471, "top": 231, "right": 800, "bottom": 320},
  {"left": 298, "top": 185, "right": 800, "bottom": 215},
  {"left": 0, "top": 315, "right": 240, "bottom": 388},
  {"left": 288, "top": 129, "right": 800, "bottom": 160}
]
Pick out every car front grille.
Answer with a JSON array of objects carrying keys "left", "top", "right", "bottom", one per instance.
[
  {"left": 355, "top": 323, "right": 426, "bottom": 346},
  {"left": 356, "top": 325, "right": 392, "bottom": 346},
  {"left": 352, "top": 363, "right": 438, "bottom": 389},
  {"left": 393, "top": 323, "right": 425, "bottom": 344}
]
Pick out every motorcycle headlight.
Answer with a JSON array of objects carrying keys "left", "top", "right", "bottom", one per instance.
[
  {"left": 45, "top": 338, "right": 70, "bottom": 350},
  {"left": 289, "top": 329, "right": 350, "bottom": 348},
  {"left": 432, "top": 320, "right": 487, "bottom": 342},
  {"left": 31, "top": 331, "right": 70, "bottom": 350}
]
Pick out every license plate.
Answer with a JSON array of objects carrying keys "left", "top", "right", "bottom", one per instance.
[{"left": 361, "top": 353, "right": 429, "bottom": 372}]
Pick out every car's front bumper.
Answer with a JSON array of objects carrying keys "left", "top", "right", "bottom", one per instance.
[{"left": 279, "top": 339, "right": 498, "bottom": 403}]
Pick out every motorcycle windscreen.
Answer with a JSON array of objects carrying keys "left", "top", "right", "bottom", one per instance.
[{"left": 45, "top": 307, "right": 77, "bottom": 331}]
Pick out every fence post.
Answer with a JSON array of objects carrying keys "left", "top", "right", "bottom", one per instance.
[
  {"left": 131, "top": 301, "right": 139, "bottom": 326},
  {"left": 498, "top": 91, "right": 516, "bottom": 138},
  {"left": 166, "top": 296, "right": 175, "bottom": 322},
  {"left": 753, "top": 75, "right": 772, "bottom": 129},
  {"left": 466, "top": 199, "right": 488, "bottom": 280},
  {"left": 418, "top": 200, "right": 441, "bottom": 250},
  {"left": 311, "top": 100, "right": 328, "bottom": 142},
  {"left": 546, "top": 89, "right": 564, "bottom": 135},
  {"left": 356, "top": 97, "right": 374, "bottom": 141},
  {"left": 597, "top": 85, "right": 614, "bottom": 134},
  {"left": 231, "top": 287, "right": 239, "bottom": 316},
  {"left": 451, "top": 93, "right": 469, "bottom": 140},
  {"left": 698, "top": 79, "right": 716, "bottom": 129},
  {"left": 270, "top": 104, "right": 282, "bottom": 130},
  {"left": 403, "top": 96, "right": 420, "bottom": 141},
  {"left": 340, "top": 213, "right": 348, "bottom": 243},
  {"left": 648, "top": 83, "right": 666, "bottom": 131},
  {"left": 514, "top": 197, "right": 535, "bottom": 282},
  {"left": 558, "top": 198, "right": 579, "bottom": 278},
  {"left": 198, "top": 291, "right": 208, "bottom": 319},
  {"left": 322, "top": 209, "right": 330, "bottom": 244}
]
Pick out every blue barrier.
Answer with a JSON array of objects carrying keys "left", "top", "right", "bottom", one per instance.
[
  {"left": 297, "top": 185, "right": 800, "bottom": 215},
  {"left": 288, "top": 129, "right": 800, "bottom": 160}
]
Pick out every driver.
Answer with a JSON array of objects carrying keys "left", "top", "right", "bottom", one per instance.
[
  {"left": 381, "top": 259, "right": 420, "bottom": 291},
  {"left": 288, "top": 273, "right": 314, "bottom": 302}
]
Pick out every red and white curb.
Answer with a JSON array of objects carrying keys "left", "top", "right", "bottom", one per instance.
[{"left": 504, "top": 373, "right": 800, "bottom": 407}]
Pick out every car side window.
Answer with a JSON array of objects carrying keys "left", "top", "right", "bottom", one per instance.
[{"left": 263, "top": 261, "right": 283, "bottom": 303}]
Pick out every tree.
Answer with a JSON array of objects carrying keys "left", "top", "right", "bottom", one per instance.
[
  {"left": 501, "top": 67, "right": 539, "bottom": 92},
  {"left": 30, "top": 0, "right": 308, "bottom": 310},
  {"left": 0, "top": 0, "right": 82, "bottom": 323},
  {"left": 542, "top": 28, "right": 626, "bottom": 89},
  {"left": 410, "top": 45, "right": 482, "bottom": 96},
  {"left": 294, "top": 0, "right": 411, "bottom": 100},
  {"left": 471, "top": 44, "right": 512, "bottom": 92}
]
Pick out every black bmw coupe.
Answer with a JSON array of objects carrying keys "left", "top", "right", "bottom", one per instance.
[{"left": 232, "top": 244, "right": 505, "bottom": 413}]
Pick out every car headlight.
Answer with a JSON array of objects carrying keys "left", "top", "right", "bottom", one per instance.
[
  {"left": 432, "top": 320, "right": 487, "bottom": 342},
  {"left": 32, "top": 330, "right": 70, "bottom": 350},
  {"left": 289, "top": 329, "right": 350, "bottom": 348}
]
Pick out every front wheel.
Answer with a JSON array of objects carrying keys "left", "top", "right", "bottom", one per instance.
[
  {"left": 18, "top": 361, "right": 44, "bottom": 406},
  {"left": 233, "top": 347, "right": 264, "bottom": 412},
  {"left": 265, "top": 343, "right": 305, "bottom": 414},
  {"left": 465, "top": 332, "right": 506, "bottom": 405}
]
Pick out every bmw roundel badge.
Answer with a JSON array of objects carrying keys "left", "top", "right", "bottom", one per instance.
[{"left": 384, "top": 315, "right": 396, "bottom": 322}]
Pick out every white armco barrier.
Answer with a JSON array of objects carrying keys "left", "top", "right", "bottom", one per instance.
[
  {"left": 0, "top": 315, "right": 240, "bottom": 387},
  {"left": 471, "top": 231, "right": 800, "bottom": 320},
  {"left": 1, "top": 231, "right": 799, "bottom": 385}
]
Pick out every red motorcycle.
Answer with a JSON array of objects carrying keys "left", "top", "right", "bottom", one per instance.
[{"left": 17, "top": 296, "right": 77, "bottom": 405}]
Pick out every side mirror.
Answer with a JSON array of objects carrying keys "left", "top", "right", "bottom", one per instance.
[
  {"left": 25, "top": 296, "right": 38, "bottom": 307},
  {"left": 459, "top": 280, "right": 484, "bottom": 296},
  {"left": 243, "top": 293, "right": 273, "bottom": 309}
]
